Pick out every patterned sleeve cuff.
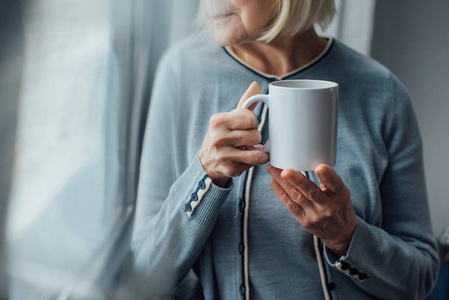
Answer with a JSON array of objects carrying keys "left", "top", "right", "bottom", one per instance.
[
  {"left": 323, "top": 217, "right": 372, "bottom": 282},
  {"left": 174, "top": 153, "right": 233, "bottom": 227}
]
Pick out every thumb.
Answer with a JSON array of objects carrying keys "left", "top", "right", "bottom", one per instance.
[
  {"left": 315, "top": 164, "right": 345, "bottom": 195},
  {"left": 237, "top": 81, "right": 261, "bottom": 110}
]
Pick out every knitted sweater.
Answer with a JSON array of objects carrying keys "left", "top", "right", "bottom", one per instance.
[{"left": 129, "top": 34, "right": 439, "bottom": 300}]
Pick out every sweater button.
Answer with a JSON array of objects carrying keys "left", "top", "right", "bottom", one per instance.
[
  {"left": 349, "top": 268, "right": 358, "bottom": 275},
  {"left": 191, "top": 192, "right": 198, "bottom": 201},
  {"left": 340, "top": 262, "right": 350, "bottom": 270},
  {"left": 240, "top": 284, "right": 246, "bottom": 295},
  {"left": 184, "top": 202, "right": 192, "bottom": 212},
  {"left": 198, "top": 180, "right": 206, "bottom": 189},
  {"left": 239, "top": 199, "right": 246, "bottom": 212},
  {"left": 359, "top": 273, "right": 368, "bottom": 280},
  {"left": 239, "top": 243, "right": 244, "bottom": 254},
  {"left": 327, "top": 282, "right": 336, "bottom": 290}
]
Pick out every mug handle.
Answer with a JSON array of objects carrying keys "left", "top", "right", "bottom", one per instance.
[{"left": 241, "top": 94, "right": 270, "bottom": 153}]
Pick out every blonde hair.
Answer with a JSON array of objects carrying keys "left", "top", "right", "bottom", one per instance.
[
  {"left": 260, "top": 0, "right": 336, "bottom": 42},
  {"left": 197, "top": 0, "right": 336, "bottom": 43}
]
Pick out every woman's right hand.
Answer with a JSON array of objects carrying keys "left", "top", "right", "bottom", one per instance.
[{"left": 199, "top": 82, "right": 269, "bottom": 187}]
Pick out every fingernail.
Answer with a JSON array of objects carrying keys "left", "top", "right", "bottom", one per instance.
[
  {"left": 281, "top": 171, "right": 292, "bottom": 180},
  {"left": 316, "top": 164, "right": 328, "bottom": 175}
]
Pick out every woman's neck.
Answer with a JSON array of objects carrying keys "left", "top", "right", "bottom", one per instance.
[{"left": 228, "top": 29, "right": 327, "bottom": 77}]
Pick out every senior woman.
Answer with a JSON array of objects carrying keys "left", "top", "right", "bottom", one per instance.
[{"left": 128, "top": 0, "right": 439, "bottom": 299}]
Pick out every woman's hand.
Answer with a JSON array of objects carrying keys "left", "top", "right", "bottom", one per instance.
[
  {"left": 199, "top": 82, "right": 269, "bottom": 187},
  {"left": 267, "top": 164, "right": 357, "bottom": 257}
]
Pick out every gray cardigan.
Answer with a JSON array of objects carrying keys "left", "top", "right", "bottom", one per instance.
[{"left": 129, "top": 35, "right": 439, "bottom": 300}]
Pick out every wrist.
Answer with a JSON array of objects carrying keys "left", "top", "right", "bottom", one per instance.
[
  {"left": 323, "top": 222, "right": 357, "bottom": 257},
  {"left": 324, "top": 240, "right": 351, "bottom": 257},
  {"left": 211, "top": 177, "right": 231, "bottom": 188},
  {"left": 198, "top": 151, "right": 230, "bottom": 188}
]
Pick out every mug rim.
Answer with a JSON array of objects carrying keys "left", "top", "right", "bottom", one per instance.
[{"left": 270, "top": 79, "right": 338, "bottom": 90}]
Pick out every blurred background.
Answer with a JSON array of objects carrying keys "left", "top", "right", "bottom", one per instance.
[{"left": 0, "top": 0, "right": 447, "bottom": 299}]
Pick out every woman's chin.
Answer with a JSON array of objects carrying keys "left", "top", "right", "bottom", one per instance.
[{"left": 210, "top": 23, "right": 245, "bottom": 46}]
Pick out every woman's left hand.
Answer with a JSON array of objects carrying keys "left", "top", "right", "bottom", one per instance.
[{"left": 267, "top": 164, "right": 357, "bottom": 257}]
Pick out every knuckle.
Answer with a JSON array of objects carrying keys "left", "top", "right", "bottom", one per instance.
[
  {"left": 252, "top": 151, "right": 267, "bottom": 164},
  {"left": 302, "top": 218, "right": 313, "bottom": 228},
  {"left": 323, "top": 209, "right": 335, "bottom": 219},
  {"left": 278, "top": 187, "right": 288, "bottom": 198},
  {"left": 309, "top": 214, "right": 322, "bottom": 225},
  {"left": 285, "top": 200, "right": 298, "bottom": 213},
  {"left": 308, "top": 188, "right": 321, "bottom": 201},
  {"left": 291, "top": 190, "right": 306, "bottom": 204},
  {"left": 213, "top": 136, "right": 227, "bottom": 148},
  {"left": 209, "top": 113, "right": 226, "bottom": 128},
  {"left": 290, "top": 189, "right": 301, "bottom": 201},
  {"left": 210, "top": 141, "right": 222, "bottom": 154},
  {"left": 331, "top": 183, "right": 342, "bottom": 194}
]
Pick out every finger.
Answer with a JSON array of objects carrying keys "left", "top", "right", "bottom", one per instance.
[
  {"left": 224, "top": 147, "right": 269, "bottom": 166},
  {"left": 281, "top": 168, "right": 323, "bottom": 203},
  {"left": 223, "top": 129, "right": 262, "bottom": 147},
  {"left": 315, "top": 164, "right": 346, "bottom": 196},
  {"left": 270, "top": 179, "right": 304, "bottom": 218},
  {"left": 237, "top": 81, "right": 261, "bottom": 110},
  {"left": 229, "top": 108, "right": 259, "bottom": 130},
  {"left": 266, "top": 164, "right": 283, "bottom": 180},
  {"left": 267, "top": 165, "right": 311, "bottom": 207},
  {"left": 209, "top": 109, "right": 258, "bottom": 131}
]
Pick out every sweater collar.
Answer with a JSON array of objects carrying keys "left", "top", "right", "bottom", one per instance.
[{"left": 223, "top": 37, "right": 334, "bottom": 80}]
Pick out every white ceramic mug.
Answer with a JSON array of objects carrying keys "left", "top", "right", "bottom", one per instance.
[{"left": 242, "top": 79, "right": 338, "bottom": 171}]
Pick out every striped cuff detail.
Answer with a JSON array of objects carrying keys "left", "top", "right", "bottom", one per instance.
[
  {"left": 335, "top": 260, "right": 368, "bottom": 282},
  {"left": 185, "top": 176, "right": 212, "bottom": 217}
]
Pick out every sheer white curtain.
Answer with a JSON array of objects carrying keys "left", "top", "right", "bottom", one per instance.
[
  {"left": 317, "top": 0, "right": 377, "bottom": 56},
  {"left": 4, "top": 0, "right": 199, "bottom": 299},
  {"left": 0, "top": 1, "right": 23, "bottom": 297},
  {"left": 6, "top": 0, "right": 120, "bottom": 298}
]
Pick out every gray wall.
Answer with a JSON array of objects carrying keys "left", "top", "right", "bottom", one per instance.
[{"left": 371, "top": 0, "right": 449, "bottom": 237}]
